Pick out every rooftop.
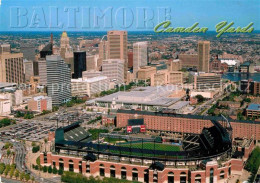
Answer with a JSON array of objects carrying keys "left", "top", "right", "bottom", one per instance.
[
  {"left": 168, "top": 101, "right": 190, "bottom": 110},
  {"left": 95, "top": 85, "right": 181, "bottom": 107},
  {"left": 117, "top": 109, "right": 260, "bottom": 124},
  {"left": 241, "top": 61, "right": 251, "bottom": 67},
  {"left": 220, "top": 59, "right": 240, "bottom": 66},
  {"left": 0, "top": 82, "right": 17, "bottom": 90},
  {"left": 247, "top": 103, "right": 260, "bottom": 111},
  {"left": 41, "top": 43, "right": 52, "bottom": 52}
]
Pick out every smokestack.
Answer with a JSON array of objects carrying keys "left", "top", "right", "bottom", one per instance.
[{"left": 50, "top": 33, "right": 53, "bottom": 45}]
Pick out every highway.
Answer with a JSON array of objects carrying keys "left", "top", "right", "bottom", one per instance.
[{"left": 1, "top": 137, "right": 60, "bottom": 183}]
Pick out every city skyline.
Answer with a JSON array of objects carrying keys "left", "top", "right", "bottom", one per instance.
[{"left": 0, "top": 0, "right": 259, "bottom": 181}]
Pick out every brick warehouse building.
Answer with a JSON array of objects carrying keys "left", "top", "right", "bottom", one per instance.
[
  {"left": 116, "top": 110, "right": 260, "bottom": 140},
  {"left": 40, "top": 111, "right": 258, "bottom": 183}
]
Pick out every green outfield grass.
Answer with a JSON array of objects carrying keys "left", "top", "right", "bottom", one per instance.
[{"left": 104, "top": 137, "right": 126, "bottom": 144}]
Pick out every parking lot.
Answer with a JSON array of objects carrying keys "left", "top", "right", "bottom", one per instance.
[{"left": 0, "top": 121, "right": 56, "bottom": 141}]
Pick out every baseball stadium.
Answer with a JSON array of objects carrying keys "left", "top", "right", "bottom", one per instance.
[{"left": 40, "top": 110, "right": 258, "bottom": 183}]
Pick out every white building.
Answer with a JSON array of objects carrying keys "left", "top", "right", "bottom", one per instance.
[
  {"left": 71, "top": 76, "right": 110, "bottom": 97},
  {"left": 102, "top": 59, "right": 124, "bottom": 84},
  {"left": 0, "top": 90, "right": 23, "bottom": 106},
  {"left": 82, "top": 70, "right": 102, "bottom": 80},
  {"left": 0, "top": 99, "right": 11, "bottom": 116},
  {"left": 220, "top": 59, "right": 240, "bottom": 67},
  {"left": 94, "top": 85, "right": 182, "bottom": 111},
  {"left": 133, "top": 42, "right": 148, "bottom": 76}
]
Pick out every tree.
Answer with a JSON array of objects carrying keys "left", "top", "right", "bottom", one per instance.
[
  {"left": 7, "top": 149, "right": 11, "bottom": 157},
  {"left": 32, "top": 146, "right": 40, "bottom": 153},
  {"left": 31, "top": 142, "right": 36, "bottom": 147},
  {"left": 24, "top": 112, "right": 34, "bottom": 119},
  {"left": 245, "top": 146, "right": 260, "bottom": 173},
  {"left": 52, "top": 106, "right": 59, "bottom": 112},
  {"left": 31, "top": 176, "right": 35, "bottom": 182},
  {"left": 34, "top": 165, "right": 39, "bottom": 170},
  {"left": 0, "top": 163, "right": 5, "bottom": 174},
  {"left": 58, "top": 168, "right": 63, "bottom": 175},
  {"left": 4, "top": 142, "right": 12, "bottom": 149},
  {"left": 48, "top": 166, "right": 52, "bottom": 174},
  {"left": 20, "top": 172, "right": 25, "bottom": 181},
  {"left": 36, "top": 156, "right": 41, "bottom": 166},
  {"left": 4, "top": 164, "right": 10, "bottom": 176},
  {"left": 44, "top": 138, "right": 48, "bottom": 152},
  {"left": 15, "top": 170, "right": 19, "bottom": 179},
  {"left": 43, "top": 166, "right": 48, "bottom": 173},
  {"left": 243, "top": 98, "right": 251, "bottom": 103},
  {"left": 25, "top": 174, "right": 30, "bottom": 181},
  {"left": 195, "top": 95, "right": 205, "bottom": 103},
  {"left": 237, "top": 112, "right": 245, "bottom": 120},
  {"left": 53, "top": 166, "right": 58, "bottom": 174},
  {"left": 9, "top": 168, "right": 14, "bottom": 178}
]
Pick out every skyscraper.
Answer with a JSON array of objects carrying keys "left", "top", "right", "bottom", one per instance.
[
  {"left": 86, "top": 55, "right": 98, "bottom": 71},
  {"left": 40, "top": 34, "right": 53, "bottom": 59},
  {"left": 107, "top": 31, "right": 128, "bottom": 81},
  {"left": 133, "top": 42, "right": 148, "bottom": 76},
  {"left": 98, "top": 39, "right": 108, "bottom": 70},
  {"left": 128, "top": 51, "right": 133, "bottom": 69},
  {"left": 102, "top": 59, "right": 124, "bottom": 84},
  {"left": 46, "top": 55, "right": 71, "bottom": 106},
  {"left": 198, "top": 41, "right": 210, "bottom": 72},
  {"left": 23, "top": 60, "right": 34, "bottom": 81},
  {"left": 38, "top": 59, "right": 47, "bottom": 85},
  {"left": 60, "top": 31, "right": 71, "bottom": 59},
  {"left": 73, "top": 51, "right": 86, "bottom": 79},
  {"left": 0, "top": 44, "right": 24, "bottom": 84}
]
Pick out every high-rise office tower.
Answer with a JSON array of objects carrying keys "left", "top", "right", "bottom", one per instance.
[
  {"left": 98, "top": 39, "right": 108, "bottom": 70},
  {"left": 0, "top": 44, "right": 11, "bottom": 54},
  {"left": 73, "top": 51, "right": 86, "bottom": 79},
  {"left": 23, "top": 60, "right": 34, "bottom": 81},
  {"left": 133, "top": 42, "right": 148, "bottom": 76},
  {"left": 33, "top": 61, "right": 39, "bottom": 76},
  {"left": 0, "top": 44, "right": 24, "bottom": 84},
  {"left": 128, "top": 51, "right": 133, "bottom": 69},
  {"left": 102, "top": 59, "right": 124, "bottom": 84},
  {"left": 198, "top": 41, "right": 210, "bottom": 72},
  {"left": 46, "top": 55, "right": 71, "bottom": 106},
  {"left": 107, "top": 31, "right": 128, "bottom": 81},
  {"left": 38, "top": 59, "right": 47, "bottom": 85},
  {"left": 40, "top": 34, "right": 53, "bottom": 59},
  {"left": 86, "top": 55, "right": 98, "bottom": 71},
  {"left": 20, "top": 46, "right": 35, "bottom": 61},
  {"left": 60, "top": 31, "right": 71, "bottom": 59}
]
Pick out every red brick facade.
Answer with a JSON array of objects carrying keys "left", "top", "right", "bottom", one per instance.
[
  {"left": 116, "top": 112, "right": 260, "bottom": 140},
  {"left": 41, "top": 152, "right": 246, "bottom": 183}
]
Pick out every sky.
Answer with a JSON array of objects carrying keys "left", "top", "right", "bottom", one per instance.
[{"left": 0, "top": 0, "right": 259, "bottom": 31}]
